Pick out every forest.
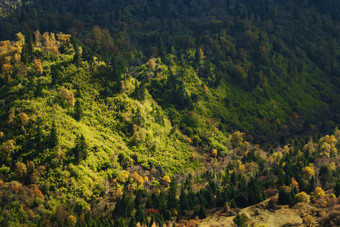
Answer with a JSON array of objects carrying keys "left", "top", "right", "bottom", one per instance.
[{"left": 0, "top": 0, "right": 339, "bottom": 226}]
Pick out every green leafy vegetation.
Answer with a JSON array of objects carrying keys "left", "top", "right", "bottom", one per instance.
[{"left": 0, "top": 0, "right": 339, "bottom": 226}]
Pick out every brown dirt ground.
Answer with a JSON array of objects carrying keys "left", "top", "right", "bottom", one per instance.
[{"left": 197, "top": 198, "right": 306, "bottom": 227}]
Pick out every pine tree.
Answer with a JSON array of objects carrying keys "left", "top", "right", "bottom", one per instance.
[
  {"left": 319, "top": 165, "right": 333, "bottom": 188},
  {"left": 146, "top": 195, "right": 153, "bottom": 208},
  {"left": 230, "top": 199, "right": 237, "bottom": 208},
  {"left": 158, "top": 37, "right": 167, "bottom": 61},
  {"left": 49, "top": 121, "right": 58, "bottom": 147},
  {"left": 137, "top": 80, "right": 146, "bottom": 102},
  {"left": 335, "top": 181, "right": 340, "bottom": 197},
  {"left": 278, "top": 187, "right": 293, "bottom": 205},
  {"left": 247, "top": 178, "right": 264, "bottom": 205},
  {"left": 73, "top": 134, "right": 87, "bottom": 164},
  {"left": 74, "top": 98, "right": 83, "bottom": 121},
  {"left": 34, "top": 79, "right": 43, "bottom": 97},
  {"left": 111, "top": 56, "right": 126, "bottom": 82},
  {"left": 307, "top": 177, "right": 316, "bottom": 193},
  {"left": 195, "top": 37, "right": 202, "bottom": 70},
  {"left": 167, "top": 178, "right": 178, "bottom": 210},
  {"left": 35, "top": 118, "right": 45, "bottom": 152},
  {"left": 135, "top": 206, "right": 145, "bottom": 224},
  {"left": 27, "top": 33, "right": 34, "bottom": 62},
  {"left": 179, "top": 188, "right": 191, "bottom": 212},
  {"left": 128, "top": 217, "right": 136, "bottom": 227},
  {"left": 114, "top": 218, "right": 126, "bottom": 227},
  {"left": 198, "top": 205, "right": 207, "bottom": 219},
  {"left": 113, "top": 191, "right": 135, "bottom": 218},
  {"left": 21, "top": 44, "right": 29, "bottom": 65},
  {"left": 72, "top": 36, "right": 81, "bottom": 66}
]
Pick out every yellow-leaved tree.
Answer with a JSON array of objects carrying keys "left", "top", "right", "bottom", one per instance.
[
  {"left": 312, "top": 187, "right": 325, "bottom": 201},
  {"left": 16, "top": 162, "right": 27, "bottom": 178},
  {"left": 303, "top": 215, "right": 316, "bottom": 227},
  {"left": 162, "top": 175, "right": 171, "bottom": 184},
  {"left": 301, "top": 165, "right": 315, "bottom": 180},
  {"left": 231, "top": 131, "right": 245, "bottom": 147},
  {"left": 319, "top": 135, "right": 338, "bottom": 157},
  {"left": 295, "top": 192, "right": 310, "bottom": 204}
]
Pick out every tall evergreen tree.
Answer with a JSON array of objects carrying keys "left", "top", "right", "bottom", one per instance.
[
  {"left": 71, "top": 36, "right": 81, "bottom": 66},
  {"left": 167, "top": 178, "right": 178, "bottom": 210},
  {"left": 35, "top": 118, "right": 44, "bottom": 152},
  {"left": 49, "top": 121, "right": 58, "bottom": 147},
  {"left": 74, "top": 98, "right": 83, "bottom": 121},
  {"left": 198, "top": 205, "right": 207, "bottom": 219},
  {"left": 113, "top": 191, "right": 135, "bottom": 218},
  {"left": 73, "top": 134, "right": 87, "bottom": 164},
  {"left": 335, "top": 181, "right": 340, "bottom": 197}
]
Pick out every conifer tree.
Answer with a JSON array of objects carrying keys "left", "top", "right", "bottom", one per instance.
[
  {"left": 307, "top": 177, "right": 316, "bottom": 193},
  {"left": 179, "top": 188, "right": 190, "bottom": 212},
  {"left": 114, "top": 218, "right": 126, "bottom": 227},
  {"left": 22, "top": 33, "right": 34, "bottom": 65},
  {"left": 74, "top": 98, "right": 83, "bottom": 121},
  {"left": 167, "top": 178, "right": 178, "bottom": 210},
  {"left": 230, "top": 199, "right": 237, "bottom": 208},
  {"left": 319, "top": 165, "right": 333, "bottom": 188},
  {"left": 71, "top": 36, "right": 81, "bottom": 66},
  {"left": 73, "top": 134, "right": 87, "bottom": 164},
  {"left": 49, "top": 121, "right": 58, "bottom": 147},
  {"left": 335, "top": 181, "right": 340, "bottom": 197},
  {"left": 113, "top": 191, "right": 135, "bottom": 218},
  {"left": 195, "top": 45, "right": 201, "bottom": 69},
  {"left": 137, "top": 80, "right": 146, "bottom": 102},
  {"left": 158, "top": 37, "right": 167, "bottom": 61},
  {"left": 146, "top": 195, "right": 153, "bottom": 208},
  {"left": 135, "top": 206, "right": 145, "bottom": 224},
  {"left": 35, "top": 118, "right": 44, "bottom": 152},
  {"left": 128, "top": 217, "right": 136, "bottom": 227},
  {"left": 278, "top": 187, "right": 292, "bottom": 205},
  {"left": 198, "top": 205, "right": 207, "bottom": 219},
  {"left": 21, "top": 44, "right": 29, "bottom": 66}
]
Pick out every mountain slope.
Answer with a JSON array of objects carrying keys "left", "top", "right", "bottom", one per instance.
[{"left": 1, "top": 0, "right": 339, "bottom": 143}]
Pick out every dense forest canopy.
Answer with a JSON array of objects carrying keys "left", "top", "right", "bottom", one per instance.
[
  {"left": 2, "top": 0, "right": 339, "bottom": 143},
  {"left": 0, "top": 0, "right": 339, "bottom": 226}
]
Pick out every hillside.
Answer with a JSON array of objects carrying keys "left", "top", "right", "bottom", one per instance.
[
  {"left": 0, "top": 0, "right": 339, "bottom": 226},
  {"left": 0, "top": 35, "right": 339, "bottom": 226},
  {"left": 1, "top": 0, "right": 340, "bottom": 143}
]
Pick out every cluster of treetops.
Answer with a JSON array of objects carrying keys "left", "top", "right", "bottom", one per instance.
[
  {"left": 0, "top": 0, "right": 340, "bottom": 143},
  {"left": 0, "top": 30, "right": 339, "bottom": 225},
  {"left": 0, "top": 0, "right": 339, "bottom": 145}
]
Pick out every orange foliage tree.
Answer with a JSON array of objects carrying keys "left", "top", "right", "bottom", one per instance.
[
  {"left": 34, "top": 59, "right": 43, "bottom": 75},
  {"left": 59, "top": 87, "right": 75, "bottom": 106}
]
